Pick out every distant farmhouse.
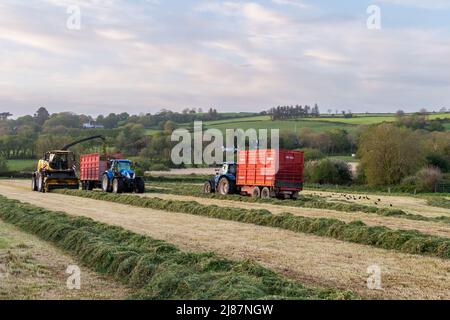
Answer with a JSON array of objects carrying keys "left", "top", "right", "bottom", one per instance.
[{"left": 82, "top": 121, "right": 104, "bottom": 129}]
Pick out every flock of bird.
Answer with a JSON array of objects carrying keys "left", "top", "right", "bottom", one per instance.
[{"left": 312, "top": 192, "right": 394, "bottom": 207}]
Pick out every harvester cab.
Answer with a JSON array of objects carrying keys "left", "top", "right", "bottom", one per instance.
[
  {"left": 32, "top": 150, "right": 79, "bottom": 192},
  {"left": 32, "top": 135, "right": 106, "bottom": 193}
]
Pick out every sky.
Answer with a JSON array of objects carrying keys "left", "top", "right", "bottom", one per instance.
[{"left": 1, "top": 0, "right": 450, "bottom": 117}]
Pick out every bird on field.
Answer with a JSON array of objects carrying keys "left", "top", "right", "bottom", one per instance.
[
  {"left": 390, "top": 204, "right": 393, "bottom": 207},
  {"left": 374, "top": 202, "right": 378, "bottom": 205},
  {"left": 378, "top": 198, "right": 381, "bottom": 202}
]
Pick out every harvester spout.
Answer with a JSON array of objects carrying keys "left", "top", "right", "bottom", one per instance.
[{"left": 61, "top": 135, "right": 106, "bottom": 151}]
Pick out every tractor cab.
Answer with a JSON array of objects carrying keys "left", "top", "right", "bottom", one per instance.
[
  {"left": 109, "top": 159, "right": 135, "bottom": 179},
  {"left": 204, "top": 162, "right": 237, "bottom": 195},
  {"left": 217, "top": 162, "right": 237, "bottom": 176}
]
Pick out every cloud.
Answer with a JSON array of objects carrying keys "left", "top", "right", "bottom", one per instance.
[
  {"left": 0, "top": 0, "right": 449, "bottom": 116},
  {"left": 271, "top": 0, "right": 309, "bottom": 9},
  {"left": 377, "top": 0, "right": 450, "bottom": 10}
]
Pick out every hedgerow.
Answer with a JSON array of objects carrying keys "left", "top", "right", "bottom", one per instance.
[
  {"left": 57, "top": 190, "right": 450, "bottom": 259},
  {"left": 0, "top": 195, "right": 353, "bottom": 300}
]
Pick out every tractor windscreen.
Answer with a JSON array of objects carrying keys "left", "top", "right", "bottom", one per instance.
[
  {"left": 49, "top": 153, "right": 73, "bottom": 170},
  {"left": 116, "top": 162, "right": 131, "bottom": 171}
]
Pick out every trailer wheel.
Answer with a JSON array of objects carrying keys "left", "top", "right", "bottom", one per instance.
[
  {"left": 31, "top": 175, "right": 38, "bottom": 192},
  {"left": 291, "top": 191, "right": 299, "bottom": 200},
  {"left": 261, "top": 187, "right": 271, "bottom": 199},
  {"left": 87, "top": 181, "right": 94, "bottom": 191},
  {"left": 251, "top": 187, "right": 261, "bottom": 198},
  {"left": 102, "top": 174, "right": 111, "bottom": 192},
  {"left": 135, "top": 177, "right": 145, "bottom": 194},
  {"left": 37, "top": 174, "right": 45, "bottom": 193},
  {"left": 112, "top": 178, "right": 124, "bottom": 194}
]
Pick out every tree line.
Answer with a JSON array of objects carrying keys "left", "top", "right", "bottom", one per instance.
[{"left": 268, "top": 104, "right": 320, "bottom": 120}]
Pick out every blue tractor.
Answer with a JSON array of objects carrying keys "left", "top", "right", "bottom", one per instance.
[
  {"left": 101, "top": 159, "right": 145, "bottom": 194},
  {"left": 203, "top": 162, "right": 238, "bottom": 195}
]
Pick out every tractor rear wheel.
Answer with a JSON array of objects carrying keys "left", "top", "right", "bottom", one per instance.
[
  {"left": 218, "top": 178, "right": 231, "bottom": 195},
  {"left": 261, "top": 187, "right": 271, "bottom": 199},
  {"left": 135, "top": 177, "right": 145, "bottom": 194},
  {"left": 102, "top": 174, "right": 111, "bottom": 192},
  {"left": 112, "top": 178, "right": 124, "bottom": 194}
]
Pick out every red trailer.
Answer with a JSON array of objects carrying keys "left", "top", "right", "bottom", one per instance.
[
  {"left": 79, "top": 153, "right": 108, "bottom": 190},
  {"left": 237, "top": 149, "right": 304, "bottom": 199},
  {"left": 204, "top": 149, "right": 304, "bottom": 199}
]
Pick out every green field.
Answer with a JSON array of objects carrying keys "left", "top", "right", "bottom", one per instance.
[
  {"left": 303, "top": 113, "right": 450, "bottom": 125},
  {"left": 204, "top": 119, "right": 358, "bottom": 133},
  {"left": 145, "top": 113, "right": 450, "bottom": 135},
  {"left": 6, "top": 159, "right": 36, "bottom": 171}
]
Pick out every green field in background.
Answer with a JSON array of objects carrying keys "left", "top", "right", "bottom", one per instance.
[
  {"left": 6, "top": 159, "right": 36, "bottom": 171},
  {"left": 204, "top": 119, "right": 358, "bottom": 133}
]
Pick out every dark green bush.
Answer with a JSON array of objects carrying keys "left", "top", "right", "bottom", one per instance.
[{"left": 305, "top": 159, "right": 352, "bottom": 185}]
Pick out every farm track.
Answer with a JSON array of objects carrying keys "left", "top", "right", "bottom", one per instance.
[
  {"left": 144, "top": 187, "right": 450, "bottom": 238},
  {"left": 0, "top": 180, "right": 449, "bottom": 299}
]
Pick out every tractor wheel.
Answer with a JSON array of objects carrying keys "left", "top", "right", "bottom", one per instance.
[
  {"left": 102, "top": 174, "right": 111, "bottom": 192},
  {"left": 37, "top": 174, "right": 45, "bottom": 193},
  {"left": 251, "top": 187, "right": 261, "bottom": 198},
  {"left": 135, "top": 177, "right": 145, "bottom": 194},
  {"left": 112, "top": 178, "right": 124, "bottom": 194},
  {"left": 218, "top": 178, "right": 231, "bottom": 195},
  {"left": 261, "top": 187, "right": 271, "bottom": 199},
  {"left": 31, "top": 175, "right": 38, "bottom": 192},
  {"left": 203, "top": 181, "right": 214, "bottom": 194}
]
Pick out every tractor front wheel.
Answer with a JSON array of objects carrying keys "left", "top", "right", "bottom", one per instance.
[
  {"left": 203, "top": 181, "right": 214, "bottom": 194},
  {"left": 102, "top": 174, "right": 111, "bottom": 192}
]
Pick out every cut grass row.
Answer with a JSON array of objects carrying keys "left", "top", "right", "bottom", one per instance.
[
  {"left": 427, "top": 197, "right": 450, "bottom": 210},
  {"left": 57, "top": 190, "right": 450, "bottom": 259},
  {"left": 0, "top": 195, "right": 352, "bottom": 300},
  {"left": 145, "top": 183, "right": 450, "bottom": 225}
]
